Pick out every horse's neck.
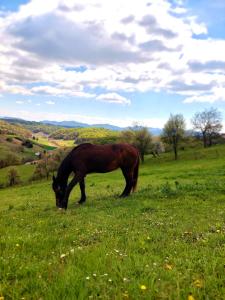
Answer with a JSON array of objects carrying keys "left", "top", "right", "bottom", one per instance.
[{"left": 57, "top": 156, "right": 72, "bottom": 186}]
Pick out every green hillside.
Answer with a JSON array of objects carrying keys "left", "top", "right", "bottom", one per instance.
[
  {"left": 0, "top": 145, "right": 225, "bottom": 299},
  {"left": 49, "top": 127, "right": 119, "bottom": 144},
  {"left": 0, "top": 120, "right": 32, "bottom": 137},
  {"left": 0, "top": 135, "right": 45, "bottom": 168},
  {"left": 0, "top": 118, "right": 62, "bottom": 135}
]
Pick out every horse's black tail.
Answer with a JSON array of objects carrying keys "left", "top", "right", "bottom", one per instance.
[{"left": 132, "top": 154, "right": 140, "bottom": 192}]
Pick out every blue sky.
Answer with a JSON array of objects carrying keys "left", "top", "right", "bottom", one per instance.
[{"left": 0, "top": 0, "right": 225, "bottom": 128}]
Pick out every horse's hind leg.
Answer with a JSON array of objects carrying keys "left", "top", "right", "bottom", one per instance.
[
  {"left": 78, "top": 179, "right": 86, "bottom": 204},
  {"left": 120, "top": 168, "right": 133, "bottom": 197}
]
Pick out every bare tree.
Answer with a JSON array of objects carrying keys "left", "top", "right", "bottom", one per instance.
[
  {"left": 192, "top": 108, "right": 222, "bottom": 147},
  {"left": 120, "top": 126, "right": 152, "bottom": 163},
  {"left": 7, "top": 168, "right": 20, "bottom": 186},
  {"left": 162, "top": 114, "right": 186, "bottom": 160}
]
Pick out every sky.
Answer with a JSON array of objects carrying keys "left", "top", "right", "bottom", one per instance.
[{"left": 0, "top": 0, "right": 225, "bottom": 128}]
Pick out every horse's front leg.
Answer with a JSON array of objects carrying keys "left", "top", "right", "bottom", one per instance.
[
  {"left": 78, "top": 179, "right": 86, "bottom": 204},
  {"left": 63, "top": 173, "right": 83, "bottom": 209}
]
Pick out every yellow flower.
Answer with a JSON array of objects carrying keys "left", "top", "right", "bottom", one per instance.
[
  {"left": 122, "top": 291, "right": 129, "bottom": 298},
  {"left": 193, "top": 279, "right": 203, "bottom": 288},
  {"left": 140, "top": 285, "right": 147, "bottom": 290},
  {"left": 188, "top": 293, "right": 195, "bottom": 300},
  {"left": 164, "top": 263, "right": 173, "bottom": 270},
  {"left": 0, "top": 296, "right": 4, "bottom": 300}
]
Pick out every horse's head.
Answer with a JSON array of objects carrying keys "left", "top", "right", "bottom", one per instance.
[{"left": 52, "top": 175, "right": 67, "bottom": 209}]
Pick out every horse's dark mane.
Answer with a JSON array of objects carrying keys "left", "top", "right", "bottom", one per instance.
[{"left": 57, "top": 144, "right": 93, "bottom": 180}]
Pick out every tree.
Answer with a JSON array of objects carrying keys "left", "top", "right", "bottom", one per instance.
[
  {"left": 162, "top": 114, "right": 186, "bottom": 160},
  {"left": 32, "top": 151, "right": 59, "bottom": 180},
  {"left": 120, "top": 126, "right": 152, "bottom": 163},
  {"left": 7, "top": 168, "right": 20, "bottom": 186},
  {"left": 192, "top": 108, "right": 222, "bottom": 147}
]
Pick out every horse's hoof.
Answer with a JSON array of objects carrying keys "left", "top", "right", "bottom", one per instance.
[
  {"left": 119, "top": 194, "right": 127, "bottom": 198},
  {"left": 77, "top": 200, "right": 85, "bottom": 205},
  {"left": 58, "top": 208, "right": 66, "bottom": 212}
]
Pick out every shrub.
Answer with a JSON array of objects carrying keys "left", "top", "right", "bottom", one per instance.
[{"left": 7, "top": 168, "right": 21, "bottom": 186}]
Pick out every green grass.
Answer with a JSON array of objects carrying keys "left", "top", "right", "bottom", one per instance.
[
  {"left": 0, "top": 164, "right": 35, "bottom": 186},
  {"left": 0, "top": 146, "right": 225, "bottom": 299}
]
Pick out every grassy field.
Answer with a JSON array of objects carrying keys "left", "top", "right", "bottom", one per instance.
[
  {"left": 0, "top": 146, "right": 225, "bottom": 299},
  {"left": 0, "top": 164, "right": 35, "bottom": 187}
]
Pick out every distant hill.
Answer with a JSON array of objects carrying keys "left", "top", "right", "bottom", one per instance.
[
  {"left": 43, "top": 120, "right": 87, "bottom": 128},
  {"left": 43, "top": 120, "right": 124, "bottom": 131},
  {"left": 43, "top": 120, "right": 162, "bottom": 135},
  {"left": 0, "top": 118, "right": 63, "bottom": 135},
  {"left": 1, "top": 117, "right": 162, "bottom": 136}
]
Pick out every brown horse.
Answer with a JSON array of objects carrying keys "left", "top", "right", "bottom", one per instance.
[{"left": 52, "top": 143, "right": 140, "bottom": 209}]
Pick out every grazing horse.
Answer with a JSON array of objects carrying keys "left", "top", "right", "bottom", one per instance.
[{"left": 52, "top": 143, "right": 140, "bottom": 209}]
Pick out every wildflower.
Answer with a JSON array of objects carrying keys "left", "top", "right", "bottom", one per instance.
[
  {"left": 140, "top": 285, "right": 147, "bottom": 290},
  {"left": 104, "top": 273, "right": 108, "bottom": 276},
  {"left": 122, "top": 291, "right": 129, "bottom": 298},
  {"left": 60, "top": 254, "right": 66, "bottom": 259},
  {"left": 93, "top": 273, "right": 97, "bottom": 277},
  {"left": 123, "top": 277, "right": 129, "bottom": 282},
  {"left": 70, "top": 249, "right": 74, "bottom": 253},
  {"left": 16, "top": 244, "right": 20, "bottom": 247},
  {"left": 188, "top": 293, "right": 195, "bottom": 300},
  {"left": 108, "top": 279, "right": 112, "bottom": 282},
  {"left": 164, "top": 264, "right": 173, "bottom": 270},
  {"left": 86, "top": 276, "right": 90, "bottom": 280},
  {"left": 193, "top": 279, "right": 203, "bottom": 288},
  {"left": 0, "top": 296, "right": 4, "bottom": 300}
]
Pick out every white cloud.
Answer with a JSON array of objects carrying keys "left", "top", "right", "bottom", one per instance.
[
  {"left": 0, "top": 0, "right": 224, "bottom": 104},
  {"left": 46, "top": 100, "right": 55, "bottom": 105},
  {"left": 96, "top": 93, "right": 130, "bottom": 105},
  {"left": 16, "top": 100, "right": 24, "bottom": 104}
]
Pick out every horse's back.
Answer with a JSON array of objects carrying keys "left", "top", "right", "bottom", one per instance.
[{"left": 70, "top": 143, "right": 139, "bottom": 172}]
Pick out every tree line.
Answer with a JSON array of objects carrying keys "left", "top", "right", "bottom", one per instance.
[{"left": 120, "top": 107, "right": 223, "bottom": 162}]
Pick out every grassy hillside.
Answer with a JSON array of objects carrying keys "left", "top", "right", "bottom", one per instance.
[
  {"left": 0, "top": 145, "right": 225, "bottom": 299},
  {"left": 49, "top": 127, "right": 119, "bottom": 144},
  {"left": 0, "top": 164, "right": 35, "bottom": 186},
  {"left": 0, "top": 135, "right": 46, "bottom": 167},
  {"left": 0, "top": 118, "right": 62, "bottom": 135},
  {"left": 0, "top": 120, "right": 32, "bottom": 137}
]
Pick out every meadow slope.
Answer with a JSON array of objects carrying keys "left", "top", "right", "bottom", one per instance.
[{"left": 0, "top": 146, "right": 225, "bottom": 299}]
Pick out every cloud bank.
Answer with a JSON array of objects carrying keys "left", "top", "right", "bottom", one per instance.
[{"left": 0, "top": 0, "right": 225, "bottom": 104}]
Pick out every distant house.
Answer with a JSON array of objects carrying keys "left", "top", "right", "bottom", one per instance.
[{"left": 35, "top": 152, "right": 42, "bottom": 159}]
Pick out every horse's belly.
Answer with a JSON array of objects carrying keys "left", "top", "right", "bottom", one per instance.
[{"left": 88, "top": 162, "right": 119, "bottom": 174}]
